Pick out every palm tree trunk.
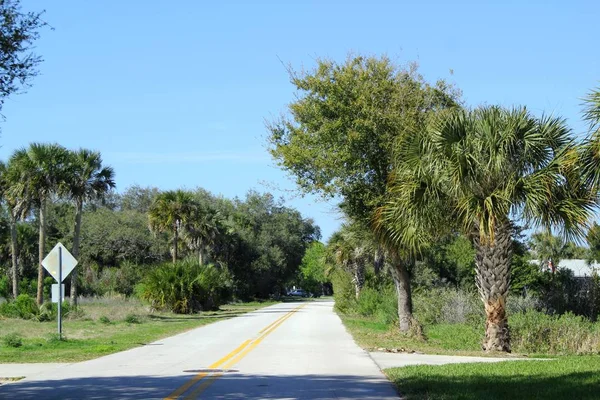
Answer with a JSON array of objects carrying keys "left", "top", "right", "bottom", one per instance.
[
  {"left": 374, "top": 246, "right": 384, "bottom": 276},
  {"left": 353, "top": 262, "right": 365, "bottom": 299},
  {"left": 173, "top": 227, "right": 178, "bottom": 264},
  {"left": 390, "top": 254, "right": 413, "bottom": 332},
  {"left": 10, "top": 214, "right": 18, "bottom": 299},
  {"left": 70, "top": 199, "right": 83, "bottom": 307},
  {"left": 37, "top": 199, "right": 47, "bottom": 306},
  {"left": 473, "top": 221, "right": 512, "bottom": 352}
]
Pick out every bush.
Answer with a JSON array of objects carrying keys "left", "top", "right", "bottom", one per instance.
[
  {"left": 124, "top": 314, "right": 140, "bottom": 324},
  {"left": 510, "top": 310, "right": 600, "bottom": 354},
  {"left": 99, "top": 315, "right": 111, "bottom": 324},
  {"left": 2, "top": 333, "right": 23, "bottom": 348},
  {"left": 139, "top": 259, "right": 232, "bottom": 313},
  {"left": 356, "top": 285, "right": 399, "bottom": 325},
  {"left": 413, "top": 287, "right": 482, "bottom": 326},
  {"left": 0, "top": 294, "right": 40, "bottom": 319},
  {"left": 38, "top": 301, "right": 70, "bottom": 322},
  {"left": 0, "top": 276, "right": 9, "bottom": 299},
  {"left": 331, "top": 269, "right": 357, "bottom": 314}
]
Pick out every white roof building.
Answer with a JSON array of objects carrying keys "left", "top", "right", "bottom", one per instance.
[{"left": 531, "top": 259, "right": 599, "bottom": 278}]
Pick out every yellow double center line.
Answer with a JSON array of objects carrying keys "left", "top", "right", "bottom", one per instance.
[{"left": 165, "top": 304, "right": 306, "bottom": 400}]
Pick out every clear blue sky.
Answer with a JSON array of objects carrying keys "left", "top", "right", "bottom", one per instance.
[{"left": 1, "top": 0, "right": 598, "bottom": 241}]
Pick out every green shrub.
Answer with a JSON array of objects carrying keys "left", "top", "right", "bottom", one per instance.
[
  {"left": 355, "top": 284, "right": 399, "bottom": 325},
  {"left": 139, "top": 259, "right": 232, "bottom": 313},
  {"left": 511, "top": 310, "right": 600, "bottom": 354},
  {"left": 124, "top": 314, "right": 140, "bottom": 324},
  {"left": 356, "top": 287, "right": 380, "bottom": 317},
  {"left": 331, "top": 269, "right": 357, "bottom": 314},
  {"left": 0, "top": 276, "right": 9, "bottom": 299},
  {"left": 18, "top": 278, "right": 37, "bottom": 298},
  {"left": 2, "top": 333, "right": 23, "bottom": 348},
  {"left": 38, "top": 301, "right": 70, "bottom": 322},
  {"left": 375, "top": 286, "right": 399, "bottom": 325},
  {"left": 99, "top": 315, "right": 111, "bottom": 324},
  {"left": 0, "top": 294, "right": 41, "bottom": 319}
]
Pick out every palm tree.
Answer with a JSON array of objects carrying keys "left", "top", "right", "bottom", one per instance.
[
  {"left": 385, "top": 106, "right": 595, "bottom": 352},
  {"left": 148, "top": 190, "right": 197, "bottom": 263},
  {"left": 183, "top": 203, "right": 220, "bottom": 265},
  {"left": 581, "top": 87, "right": 600, "bottom": 190},
  {"left": 9, "top": 143, "right": 70, "bottom": 305},
  {"left": 529, "top": 232, "right": 568, "bottom": 273},
  {"left": 65, "top": 149, "right": 115, "bottom": 306},
  {"left": 0, "top": 159, "right": 32, "bottom": 299},
  {"left": 327, "top": 222, "right": 375, "bottom": 299}
]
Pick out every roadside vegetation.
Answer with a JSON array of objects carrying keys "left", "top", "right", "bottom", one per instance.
[
  {"left": 268, "top": 54, "right": 600, "bottom": 397},
  {"left": 386, "top": 356, "right": 600, "bottom": 400},
  {"left": 0, "top": 297, "right": 275, "bottom": 363}
]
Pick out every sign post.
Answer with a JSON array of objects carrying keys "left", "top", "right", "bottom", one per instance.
[
  {"left": 42, "top": 243, "right": 78, "bottom": 340},
  {"left": 58, "top": 246, "right": 62, "bottom": 338}
]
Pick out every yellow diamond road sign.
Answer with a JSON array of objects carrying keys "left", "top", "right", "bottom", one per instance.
[{"left": 42, "top": 242, "right": 78, "bottom": 282}]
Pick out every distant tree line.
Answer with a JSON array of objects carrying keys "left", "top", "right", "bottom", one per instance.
[{"left": 0, "top": 144, "right": 321, "bottom": 305}]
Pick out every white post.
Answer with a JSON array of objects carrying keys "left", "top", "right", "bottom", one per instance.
[{"left": 58, "top": 246, "right": 62, "bottom": 339}]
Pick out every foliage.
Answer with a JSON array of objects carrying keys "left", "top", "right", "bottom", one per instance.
[
  {"left": 356, "top": 284, "right": 398, "bottom": 325},
  {"left": 0, "top": 275, "right": 8, "bottom": 298},
  {"left": 384, "top": 104, "right": 596, "bottom": 351},
  {"left": 269, "top": 55, "right": 460, "bottom": 330},
  {"left": 78, "top": 208, "right": 168, "bottom": 268},
  {"left": 586, "top": 222, "right": 600, "bottom": 263},
  {"left": 2, "top": 333, "right": 22, "bottom": 348},
  {"left": 148, "top": 189, "right": 198, "bottom": 263},
  {"left": 124, "top": 314, "right": 140, "bottom": 324},
  {"left": 511, "top": 310, "right": 600, "bottom": 354},
  {"left": 119, "top": 185, "right": 160, "bottom": 213},
  {"left": 296, "top": 241, "right": 329, "bottom": 296},
  {"left": 413, "top": 287, "right": 483, "bottom": 327},
  {"left": 139, "top": 259, "right": 232, "bottom": 313},
  {"left": 0, "top": 293, "right": 37, "bottom": 319},
  {"left": 225, "top": 192, "right": 320, "bottom": 299},
  {"left": 0, "top": 0, "right": 47, "bottom": 114},
  {"left": 38, "top": 301, "right": 70, "bottom": 322},
  {"left": 268, "top": 55, "right": 458, "bottom": 223},
  {"left": 331, "top": 268, "right": 357, "bottom": 314}
]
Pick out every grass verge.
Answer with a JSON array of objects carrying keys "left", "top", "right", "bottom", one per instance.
[
  {"left": 340, "top": 314, "right": 493, "bottom": 357},
  {"left": 0, "top": 298, "right": 276, "bottom": 363},
  {"left": 385, "top": 356, "right": 600, "bottom": 400}
]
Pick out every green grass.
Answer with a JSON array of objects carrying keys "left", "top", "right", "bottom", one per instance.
[
  {"left": 0, "top": 298, "right": 276, "bottom": 363},
  {"left": 340, "top": 311, "right": 600, "bottom": 398},
  {"left": 340, "top": 314, "right": 489, "bottom": 356},
  {"left": 385, "top": 356, "right": 600, "bottom": 400}
]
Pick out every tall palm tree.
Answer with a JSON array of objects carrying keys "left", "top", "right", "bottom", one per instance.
[
  {"left": 65, "top": 149, "right": 115, "bottom": 306},
  {"left": 581, "top": 87, "right": 600, "bottom": 190},
  {"left": 183, "top": 203, "right": 220, "bottom": 265},
  {"left": 0, "top": 159, "right": 32, "bottom": 299},
  {"left": 9, "top": 143, "right": 70, "bottom": 305},
  {"left": 148, "top": 190, "right": 197, "bottom": 263},
  {"left": 385, "top": 106, "right": 595, "bottom": 352}
]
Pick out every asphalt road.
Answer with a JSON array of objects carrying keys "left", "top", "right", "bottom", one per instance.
[{"left": 0, "top": 300, "right": 399, "bottom": 399}]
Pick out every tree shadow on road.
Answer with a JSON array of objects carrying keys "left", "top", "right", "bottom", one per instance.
[{"left": 0, "top": 372, "right": 398, "bottom": 399}]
